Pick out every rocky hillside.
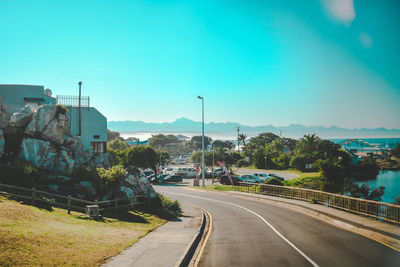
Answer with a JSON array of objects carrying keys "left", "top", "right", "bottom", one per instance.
[{"left": 0, "top": 104, "right": 156, "bottom": 201}]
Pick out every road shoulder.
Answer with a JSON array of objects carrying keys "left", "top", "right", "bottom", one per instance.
[{"left": 102, "top": 203, "right": 203, "bottom": 267}]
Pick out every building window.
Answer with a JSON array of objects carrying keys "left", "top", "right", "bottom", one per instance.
[
  {"left": 93, "top": 135, "right": 100, "bottom": 139},
  {"left": 91, "top": 142, "right": 107, "bottom": 153}
]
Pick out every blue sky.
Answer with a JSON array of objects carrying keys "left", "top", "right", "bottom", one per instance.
[{"left": 1, "top": 0, "right": 399, "bottom": 129}]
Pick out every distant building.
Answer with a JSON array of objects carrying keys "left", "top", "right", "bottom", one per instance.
[{"left": 0, "top": 84, "right": 107, "bottom": 153}]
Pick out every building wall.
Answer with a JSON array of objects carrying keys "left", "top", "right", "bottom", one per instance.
[
  {"left": 66, "top": 107, "right": 107, "bottom": 152},
  {"left": 0, "top": 84, "right": 56, "bottom": 116}
]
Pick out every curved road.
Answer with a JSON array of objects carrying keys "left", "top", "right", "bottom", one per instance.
[{"left": 155, "top": 186, "right": 400, "bottom": 267}]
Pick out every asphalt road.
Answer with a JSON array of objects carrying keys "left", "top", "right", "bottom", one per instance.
[{"left": 155, "top": 185, "right": 400, "bottom": 267}]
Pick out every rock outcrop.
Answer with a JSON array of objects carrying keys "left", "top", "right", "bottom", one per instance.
[
  {"left": 25, "top": 105, "right": 68, "bottom": 145},
  {"left": 0, "top": 104, "right": 108, "bottom": 175},
  {"left": 10, "top": 105, "right": 34, "bottom": 128},
  {"left": 120, "top": 172, "right": 156, "bottom": 199},
  {"left": 19, "top": 138, "right": 75, "bottom": 174}
]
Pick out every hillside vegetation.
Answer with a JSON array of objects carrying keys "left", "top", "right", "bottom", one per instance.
[{"left": 0, "top": 196, "right": 165, "bottom": 266}]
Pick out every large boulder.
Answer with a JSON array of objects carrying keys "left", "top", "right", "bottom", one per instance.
[
  {"left": 25, "top": 105, "right": 69, "bottom": 145},
  {"left": 10, "top": 105, "right": 34, "bottom": 128},
  {"left": 19, "top": 138, "right": 75, "bottom": 174},
  {"left": 120, "top": 172, "right": 156, "bottom": 199},
  {"left": 63, "top": 135, "right": 92, "bottom": 165}
]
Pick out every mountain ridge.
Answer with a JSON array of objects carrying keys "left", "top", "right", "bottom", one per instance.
[{"left": 108, "top": 118, "right": 400, "bottom": 139}]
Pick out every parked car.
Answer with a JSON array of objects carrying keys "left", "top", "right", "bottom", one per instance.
[
  {"left": 213, "top": 168, "right": 224, "bottom": 177},
  {"left": 164, "top": 174, "right": 183, "bottom": 183},
  {"left": 196, "top": 171, "right": 214, "bottom": 179},
  {"left": 253, "top": 173, "right": 272, "bottom": 181},
  {"left": 240, "top": 174, "right": 264, "bottom": 183},
  {"left": 268, "top": 173, "right": 285, "bottom": 181},
  {"left": 219, "top": 175, "right": 247, "bottom": 185}
]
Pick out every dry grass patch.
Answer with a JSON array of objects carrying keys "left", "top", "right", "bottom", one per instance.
[{"left": 0, "top": 197, "right": 166, "bottom": 266}]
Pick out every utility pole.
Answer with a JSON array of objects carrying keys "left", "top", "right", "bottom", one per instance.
[
  {"left": 197, "top": 96, "right": 205, "bottom": 187},
  {"left": 236, "top": 126, "right": 240, "bottom": 152}
]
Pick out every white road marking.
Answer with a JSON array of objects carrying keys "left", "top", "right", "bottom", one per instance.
[{"left": 164, "top": 191, "right": 320, "bottom": 267}]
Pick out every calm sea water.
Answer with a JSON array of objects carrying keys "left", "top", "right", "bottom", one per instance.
[{"left": 356, "top": 170, "right": 400, "bottom": 204}]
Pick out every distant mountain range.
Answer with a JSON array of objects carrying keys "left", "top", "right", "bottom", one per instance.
[{"left": 108, "top": 117, "right": 400, "bottom": 139}]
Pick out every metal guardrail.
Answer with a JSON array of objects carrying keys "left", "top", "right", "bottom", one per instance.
[
  {"left": 235, "top": 182, "right": 400, "bottom": 224},
  {"left": 0, "top": 183, "right": 150, "bottom": 214}
]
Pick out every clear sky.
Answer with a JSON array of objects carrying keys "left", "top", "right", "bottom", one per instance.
[{"left": 1, "top": 0, "right": 399, "bottom": 129}]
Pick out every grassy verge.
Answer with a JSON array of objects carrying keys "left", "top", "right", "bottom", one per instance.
[
  {"left": 284, "top": 176, "right": 322, "bottom": 190},
  {"left": 0, "top": 196, "right": 166, "bottom": 266},
  {"left": 191, "top": 185, "right": 236, "bottom": 192}
]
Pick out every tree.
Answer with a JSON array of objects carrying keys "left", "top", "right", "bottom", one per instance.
[
  {"left": 107, "top": 129, "right": 124, "bottom": 141},
  {"left": 126, "top": 146, "right": 158, "bottom": 178},
  {"left": 391, "top": 143, "right": 400, "bottom": 158},
  {"left": 97, "top": 165, "right": 127, "bottom": 198},
  {"left": 148, "top": 134, "right": 179, "bottom": 150},
  {"left": 295, "top": 134, "right": 320, "bottom": 155},
  {"left": 212, "top": 140, "right": 235, "bottom": 150},
  {"left": 187, "top": 135, "right": 212, "bottom": 150},
  {"left": 247, "top": 132, "right": 279, "bottom": 158},
  {"left": 348, "top": 183, "right": 385, "bottom": 201},
  {"left": 107, "top": 139, "right": 129, "bottom": 151},
  {"left": 238, "top": 133, "right": 248, "bottom": 151},
  {"left": 156, "top": 151, "right": 171, "bottom": 166},
  {"left": 190, "top": 151, "right": 213, "bottom": 166}
]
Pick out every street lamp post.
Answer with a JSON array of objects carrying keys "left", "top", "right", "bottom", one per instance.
[
  {"left": 264, "top": 156, "right": 267, "bottom": 170},
  {"left": 212, "top": 143, "right": 215, "bottom": 184},
  {"left": 197, "top": 96, "right": 205, "bottom": 187}
]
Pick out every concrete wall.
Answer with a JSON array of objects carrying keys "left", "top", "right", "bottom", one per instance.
[
  {"left": 0, "top": 84, "right": 56, "bottom": 117},
  {"left": 66, "top": 107, "right": 107, "bottom": 151}
]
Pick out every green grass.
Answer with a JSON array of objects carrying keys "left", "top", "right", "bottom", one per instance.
[
  {"left": 0, "top": 196, "right": 166, "bottom": 266},
  {"left": 284, "top": 176, "right": 322, "bottom": 190},
  {"left": 192, "top": 185, "right": 236, "bottom": 192}
]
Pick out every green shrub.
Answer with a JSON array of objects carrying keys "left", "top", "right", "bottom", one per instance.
[
  {"left": 237, "top": 158, "right": 250, "bottom": 167},
  {"left": 309, "top": 198, "right": 318, "bottom": 204},
  {"left": 264, "top": 177, "right": 284, "bottom": 186},
  {"left": 150, "top": 193, "right": 182, "bottom": 218},
  {"left": 55, "top": 104, "right": 68, "bottom": 116}
]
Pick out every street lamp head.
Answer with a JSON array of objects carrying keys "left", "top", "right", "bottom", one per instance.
[
  {"left": 197, "top": 96, "right": 203, "bottom": 100},
  {"left": 78, "top": 81, "right": 82, "bottom": 86}
]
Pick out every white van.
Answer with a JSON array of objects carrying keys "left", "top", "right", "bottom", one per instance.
[{"left": 177, "top": 167, "right": 198, "bottom": 178}]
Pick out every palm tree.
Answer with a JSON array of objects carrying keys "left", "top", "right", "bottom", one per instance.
[
  {"left": 238, "top": 133, "right": 248, "bottom": 152},
  {"left": 297, "top": 134, "right": 319, "bottom": 154}
]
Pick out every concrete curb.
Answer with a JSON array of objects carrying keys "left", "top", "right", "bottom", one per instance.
[{"left": 176, "top": 209, "right": 207, "bottom": 267}]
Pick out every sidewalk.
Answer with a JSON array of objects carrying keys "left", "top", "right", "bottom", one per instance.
[{"left": 102, "top": 203, "right": 202, "bottom": 267}]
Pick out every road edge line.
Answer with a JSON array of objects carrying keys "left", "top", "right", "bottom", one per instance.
[{"left": 186, "top": 187, "right": 400, "bottom": 253}]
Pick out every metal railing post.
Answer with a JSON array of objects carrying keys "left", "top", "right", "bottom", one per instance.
[{"left": 67, "top": 195, "right": 71, "bottom": 214}]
